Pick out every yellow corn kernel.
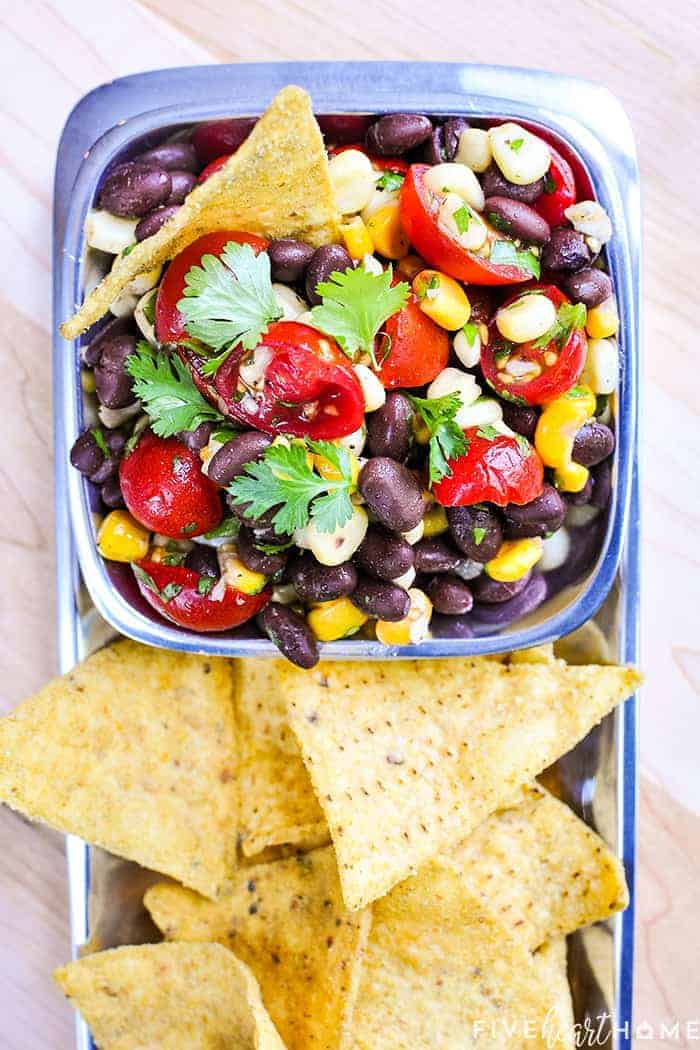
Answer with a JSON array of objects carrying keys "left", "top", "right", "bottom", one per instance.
[
  {"left": 97, "top": 510, "right": 150, "bottom": 563},
  {"left": 376, "top": 588, "right": 433, "bottom": 645},
  {"left": 412, "top": 415, "right": 431, "bottom": 445},
  {"left": 340, "top": 216, "right": 374, "bottom": 260},
  {"left": 412, "top": 270, "right": 471, "bottom": 331},
  {"left": 486, "top": 537, "right": 543, "bottom": 582},
  {"left": 307, "top": 598, "right": 368, "bottom": 642},
  {"left": 422, "top": 504, "right": 449, "bottom": 537},
  {"left": 219, "top": 548, "right": 268, "bottom": 595},
  {"left": 396, "top": 253, "right": 426, "bottom": 281},
  {"left": 509, "top": 643, "right": 555, "bottom": 664},
  {"left": 312, "top": 450, "right": 360, "bottom": 485},
  {"left": 535, "top": 385, "right": 596, "bottom": 492},
  {"left": 366, "top": 200, "right": 410, "bottom": 259},
  {"left": 585, "top": 296, "right": 619, "bottom": 339}
]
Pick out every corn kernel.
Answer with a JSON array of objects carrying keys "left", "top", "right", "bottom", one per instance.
[
  {"left": 97, "top": 510, "right": 150, "bottom": 563},
  {"left": 496, "top": 293, "right": 557, "bottom": 344},
  {"left": 218, "top": 547, "right": 268, "bottom": 595},
  {"left": 376, "top": 588, "right": 433, "bottom": 645},
  {"left": 585, "top": 297, "right": 619, "bottom": 339},
  {"left": 328, "top": 148, "right": 375, "bottom": 214},
  {"left": 340, "top": 216, "right": 374, "bottom": 260},
  {"left": 534, "top": 385, "right": 596, "bottom": 493},
  {"left": 486, "top": 537, "right": 543, "bottom": 582},
  {"left": 413, "top": 270, "right": 471, "bottom": 330},
  {"left": 423, "top": 504, "right": 449, "bottom": 537},
  {"left": 307, "top": 597, "right": 368, "bottom": 641},
  {"left": 366, "top": 200, "right": 410, "bottom": 259}
]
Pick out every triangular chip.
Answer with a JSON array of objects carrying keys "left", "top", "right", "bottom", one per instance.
[
  {"left": 54, "top": 942, "right": 285, "bottom": 1049},
  {"left": 235, "top": 659, "right": 328, "bottom": 857},
  {"left": 0, "top": 640, "right": 237, "bottom": 899},
  {"left": 283, "top": 658, "right": 641, "bottom": 909},
  {"left": 61, "top": 85, "right": 341, "bottom": 339}
]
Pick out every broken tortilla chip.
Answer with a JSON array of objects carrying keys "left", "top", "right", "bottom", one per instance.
[
  {"left": 54, "top": 942, "right": 285, "bottom": 1049},
  {"left": 145, "top": 845, "right": 369, "bottom": 1050},
  {"left": 0, "top": 639, "right": 237, "bottom": 899},
  {"left": 282, "top": 657, "right": 641, "bottom": 909},
  {"left": 235, "top": 659, "right": 328, "bottom": 857},
  {"left": 61, "top": 85, "right": 341, "bottom": 339}
]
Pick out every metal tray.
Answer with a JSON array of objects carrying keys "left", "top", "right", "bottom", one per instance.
[{"left": 52, "top": 63, "right": 641, "bottom": 1050}]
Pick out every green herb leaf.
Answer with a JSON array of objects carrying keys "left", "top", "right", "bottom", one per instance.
[
  {"left": 203, "top": 517, "right": 240, "bottom": 541},
  {"left": 92, "top": 428, "right": 109, "bottom": 456},
  {"left": 254, "top": 538, "right": 295, "bottom": 556},
  {"left": 142, "top": 290, "right": 157, "bottom": 327},
  {"left": 509, "top": 137, "right": 525, "bottom": 152},
  {"left": 489, "top": 240, "right": 541, "bottom": 279},
  {"left": 182, "top": 521, "right": 198, "bottom": 535},
  {"left": 514, "top": 433, "right": 532, "bottom": 456},
  {"left": 472, "top": 526, "right": 486, "bottom": 546},
  {"left": 476, "top": 424, "right": 501, "bottom": 441},
  {"left": 160, "top": 582, "right": 183, "bottom": 602},
  {"left": 407, "top": 393, "right": 469, "bottom": 484},
  {"left": 543, "top": 171, "right": 556, "bottom": 194},
  {"left": 121, "top": 243, "right": 136, "bottom": 257},
  {"left": 310, "top": 265, "right": 409, "bottom": 364},
  {"left": 177, "top": 241, "right": 282, "bottom": 354},
  {"left": 197, "top": 576, "right": 215, "bottom": 596},
  {"left": 462, "top": 322, "right": 479, "bottom": 347},
  {"left": 530, "top": 302, "right": 587, "bottom": 351},
  {"left": 376, "top": 171, "right": 404, "bottom": 192},
  {"left": 132, "top": 565, "right": 183, "bottom": 604},
  {"left": 228, "top": 439, "right": 356, "bottom": 535},
  {"left": 564, "top": 385, "right": 590, "bottom": 400},
  {"left": 453, "top": 204, "right": 472, "bottom": 235},
  {"left": 126, "top": 341, "right": 226, "bottom": 438}
]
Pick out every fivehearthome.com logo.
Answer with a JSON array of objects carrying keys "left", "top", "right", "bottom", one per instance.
[{"left": 467, "top": 1011, "right": 700, "bottom": 1046}]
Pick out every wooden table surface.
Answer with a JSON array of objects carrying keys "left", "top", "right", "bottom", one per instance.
[{"left": 1, "top": 1, "right": 698, "bottom": 1044}]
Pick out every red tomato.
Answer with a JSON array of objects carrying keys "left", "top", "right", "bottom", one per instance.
[
  {"left": 375, "top": 296, "right": 449, "bottom": 388},
  {"left": 197, "top": 154, "right": 233, "bottom": 183},
  {"left": 400, "top": 165, "right": 533, "bottom": 286},
  {"left": 328, "top": 144, "right": 409, "bottom": 174},
  {"left": 433, "top": 428, "right": 544, "bottom": 507},
  {"left": 120, "top": 432, "right": 222, "bottom": 539},
  {"left": 192, "top": 118, "right": 256, "bottom": 165},
  {"left": 133, "top": 559, "right": 270, "bottom": 632},
  {"left": 155, "top": 231, "right": 269, "bottom": 345},
  {"left": 210, "top": 321, "right": 365, "bottom": 439},
  {"left": 481, "top": 284, "right": 587, "bottom": 406},
  {"left": 533, "top": 145, "right": 576, "bottom": 228}
]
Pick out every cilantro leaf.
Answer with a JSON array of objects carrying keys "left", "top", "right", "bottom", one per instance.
[
  {"left": 453, "top": 204, "right": 472, "bottom": 234},
  {"left": 543, "top": 171, "right": 556, "bottom": 194},
  {"left": 126, "top": 341, "right": 226, "bottom": 438},
  {"left": 376, "top": 171, "right": 404, "bottom": 192},
  {"left": 476, "top": 424, "right": 501, "bottom": 441},
  {"left": 203, "top": 516, "right": 240, "bottom": 541},
  {"left": 91, "top": 427, "right": 109, "bottom": 456},
  {"left": 197, "top": 576, "right": 215, "bottom": 596},
  {"left": 509, "top": 137, "right": 525, "bottom": 152},
  {"left": 228, "top": 439, "right": 356, "bottom": 535},
  {"left": 310, "top": 265, "right": 410, "bottom": 365},
  {"left": 472, "top": 526, "right": 486, "bottom": 546},
  {"left": 462, "top": 322, "right": 479, "bottom": 347},
  {"left": 530, "top": 302, "right": 587, "bottom": 350},
  {"left": 489, "top": 240, "right": 541, "bottom": 279},
  {"left": 407, "top": 393, "right": 469, "bottom": 484},
  {"left": 177, "top": 241, "right": 282, "bottom": 353}
]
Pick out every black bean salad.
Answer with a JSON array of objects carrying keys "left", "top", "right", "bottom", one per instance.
[{"left": 70, "top": 109, "right": 619, "bottom": 668}]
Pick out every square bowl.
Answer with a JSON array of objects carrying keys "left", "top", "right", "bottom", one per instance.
[{"left": 54, "top": 62, "right": 640, "bottom": 660}]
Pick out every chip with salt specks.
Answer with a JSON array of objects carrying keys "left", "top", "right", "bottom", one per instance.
[
  {"left": 145, "top": 845, "right": 370, "bottom": 1050},
  {"left": 54, "top": 942, "right": 285, "bottom": 1050},
  {"left": 61, "top": 84, "right": 341, "bottom": 339},
  {"left": 283, "top": 657, "right": 641, "bottom": 910},
  {"left": 235, "top": 659, "right": 328, "bottom": 858},
  {"left": 0, "top": 639, "right": 237, "bottom": 900}
]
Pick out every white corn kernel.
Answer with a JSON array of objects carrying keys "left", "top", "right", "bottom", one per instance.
[
  {"left": 84, "top": 210, "right": 138, "bottom": 255},
  {"left": 496, "top": 293, "right": 557, "bottom": 344},
  {"left": 199, "top": 435, "right": 227, "bottom": 475},
  {"left": 98, "top": 402, "right": 141, "bottom": 429},
  {"left": 301, "top": 505, "right": 369, "bottom": 566},
  {"left": 453, "top": 325, "right": 482, "bottom": 368},
  {"left": 353, "top": 364, "right": 386, "bottom": 412},
  {"left": 454, "top": 395, "right": 503, "bottom": 430},
  {"left": 239, "top": 345, "right": 274, "bottom": 392},
  {"left": 134, "top": 289, "right": 158, "bottom": 346},
  {"left": 581, "top": 338, "right": 619, "bottom": 395},
  {"left": 454, "top": 128, "right": 492, "bottom": 173},
  {"left": 273, "top": 283, "right": 307, "bottom": 320},
  {"left": 109, "top": 289, "right": 139, "bottom": 318},
  {"left": 427, "top": 367, "right": 481, "bottom": 411},
  {"left": 271, "top": 583, "right": 298, "bottom": 605},
  {"left": 361, "top": 187, "right": 400, "bottom": 223},
  {"left": 402, "top": 521, "right": 424, "bottom": 545},
  {"left": 423, "top": 162, "right": 485, "bottom": 212},
  {"left": 565, "top": 504, "right": 600, "bottom": 528},
  {"left": 438, "top": 192, "right": 487, "bottom": 251},
  {"left": 328, "top": 149, "right": 376, "bottom": 214},
  {"left": 361, "top": 252, "right": 384, "bottom": 276},
  {"left": 392, "top": 566, "right": 416, "bottom": 591},
  {"left": 539, "top": 527, "right": 570, "bottom": 572},
  {"left": 336, "top": 425, "right": 367, "bottom": 457},
  {"left": 564, "top": 200, "right": 613, "bottom": 245},
  {"left": 489, "top": 123, "right": 551, "bottom": 185}
]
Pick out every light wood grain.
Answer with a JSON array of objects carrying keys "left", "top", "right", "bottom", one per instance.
[{"left": 0, "top": 0, "right": 698, "bottom": 1044}]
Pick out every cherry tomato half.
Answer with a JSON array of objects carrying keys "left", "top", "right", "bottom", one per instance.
[
  {"left": 399, "top": 165, "right": 533, "bottom": 286},
  {"left": 133, "top": 559, "right": 270, "bottom": 632},
  {"left": 120, "top": 432, "right": 222, "bottom": 539},
  {"left": 533, "top": 145, "right": 576, "bottom": 228},
  {"left": 328, "top": 144, "right": 410, "bottom": 174},
  {"left": 155, "top": 231, "right": 269, "bottom": 345},
  {"left": 481, "top": 284, "right": 587, "bottom": 406},
  {"left": 375, "top": 296, "right": 449, "bottom": 388},
  {"left": 208, "top": 320, "right": 365, "bottom": 440},
  {"left": 197, "top": 154, "right": 233, "bottom": 183},
  {"left": 433, "top": 428, "right": 544, "bottom": 507}
]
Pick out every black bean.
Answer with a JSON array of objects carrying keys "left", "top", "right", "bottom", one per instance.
[
  {"left": 165, "top": 170, "right": 197, "bottom": 205},
  {"left": 500, "top": 402, "right": 539, "bottom": 440},
  {"left": 104, "top": 429, "right": 126, "bottom": 455},
  {"left": 465, "top": 288, "right": 495, "bottom": 325},
  {"left": 258, "top": 603, "right": 319, "bottom": 669},
  {"left": 447, "top": 505, "right": 503, "bottom": 562},
  {"left": 365, "top": 114, "right": 433, "bottom": 156},
  {"left": 305, "top": 244, "right": 353, "bottom": 306},
  {"left": 543, "top": 519, "right": 605, "bottom": 594},
  {"left": 430, "top": 613, "right": 475, "bottom": 639},
  {"left": 591, "top": 459, "right": 612, "bottom": 510},
  {"left": 471, "top": 573, "right": 546, "bottom": 625},
  {"left": 83, "top": 315, "right": 133, "bottom": 366},
  {"left": 366, "top": 392, "right": 414, "bottom": 461},
  {"left": 70, "top": 430, "right": 105, "bottom": 477},
  {"left": 88, "top": 455, "right": 119, "bottom": 485},
  {"left": 290, "top": 553, "right": 358, "bottom": 603},
  {"left": 359, "top": 458, "right": 424, "bottom": 533},
  {"left": 414, "top": 536, "right": 462, "bottom": 574},
  {"left": 100, "top": 475, "right": 125, "bottom": 509},
  {"left": 565, "top": 475, "right": 594, "bottom": 507},
  {"left": 425, "top": 575, "right": 473, "bottom": 615},
  {"left": 135, "top": 204, "right": 181, "bottom": 241},
  {"left": 269, "top": 239, "right": 315, "bottom": 283},
  {"left": 484, "top": 196, "right": 551, "bottom": 245},
  {"left": 561, "top": 267, "right": 612, "bottom": 308},
  {"left": 572, "top": 422, "right": 615, "bottom": 468},
  {"left": 503, "top": 483, "right": 566, "bottom": 539},
  {"left": 481, "top": 165, "right": 545, "bottom": 204},
  {"left": 209, "top": 432, "right": 272, "bottom": 486},
  {"left": 354, "top": 526, "right": 414, "bottom": 581},
  {"left": 541, "top": 227, "right": 591, "bottom": 272},
  {"left": 471, "top": 570, "right": 532, "bottom": 604},
  {"left": 94, "top": 334, "right": 137, "bottom": 409},
  {"left": 443, "top": 118, "right": 470, "bottom": 161},
  {"left": 136, "top": 141, "right": 199, "bottom": 173},
  {"left": 350, "top": 576, "right": 410, "bottom": 621},
  {"left": 237, "top": 527, "right": 288, "bottom": 576},
  {"left": 98, "top": 161, "right": 172, "bottom": 218},
  {"left": 227, "top": 496, "right": 284, "bottom": 538},
  {"left": 177, "top": 422, "right": 216, "bottom": 452},
  {"left": 184, "top": 545, "right": 220, "bottom": 577},
  {"left": 423, "top": 125, "right": 445, "bottom": 164}
]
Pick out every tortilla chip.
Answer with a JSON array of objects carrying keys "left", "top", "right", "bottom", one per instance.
[
  {"left": 235, "top": 659, "right": 328, "bottom": 857},
  {"left": 61, "top": 85, "right": 340, "bottom": 339},
  {"left": 54, "top": 942, "right": 285, "bottom": 1049},
  {"left": 283, "top": 658, "right": 641, "bottom": 909},
  {"left": 531, "top": 938, "right": 575, "bottom": 1048},
  {"left": 0, "top": 639, "right": 237, "bottom": 899},
  {"left": 453, "top": 783, "right": 629, "bottom": 946},
  {"left": 145, "top": 846, "right": 370, "bottom": 1050}
]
